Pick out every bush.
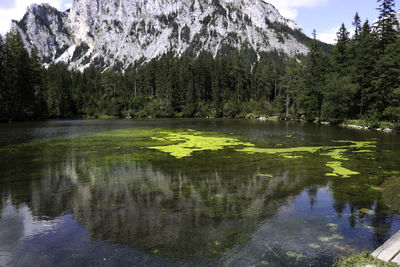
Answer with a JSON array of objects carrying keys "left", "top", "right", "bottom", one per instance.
[
  {"left": 321, "top": 75, "right": 356, "bottom": 125},
  {"left": 334, "top": 252, "right": 397, "bottom": 267},
  {"left": 182, "top": 103, "right": 197, "bottom": 117},
  {"left": 364, "top": 110, "right": 381, "bottom": 128},
  {"left": 195, "top": 102, "right": 216, "bottom": 118},
  {"left": 135, "top": 98, "right": 174, "bottom": 118},
  {"left": 239, "top": 99, "right": 275, "bottom": 118},
  {"left": 223, "top": 99, "right": 240, "bottom": 118},
  {"left": 383, "top": 106, "right": 400, "bottom": 124}
]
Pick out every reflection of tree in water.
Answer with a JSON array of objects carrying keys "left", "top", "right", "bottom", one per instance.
[
  {"left": 330, "top": 174, "right": 399, "bottom": 247},
  {"left": 1, "top": 134, "right": 399, "bottom": 261},
  {"left": 0, "top": 143, "right": 330, "bottom": 260},
  {"left": 308, "top": 186, "right": 318, "bottom": 211}
]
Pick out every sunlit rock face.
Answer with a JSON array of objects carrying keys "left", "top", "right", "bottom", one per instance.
[{"left": 11, "top": 0, "right": 311, "bottom": 71}]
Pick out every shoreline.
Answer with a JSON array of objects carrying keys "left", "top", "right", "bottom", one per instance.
[
  {"left": 2, "top": 116, "right": 399, "bottom": 134},
  {"left": 343, "top": 123, "right": 395, "bottom": 133}
]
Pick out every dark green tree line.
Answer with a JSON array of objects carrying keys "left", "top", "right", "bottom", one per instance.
[{"left": 0, "top": 0, "right": 399, "bottom": 127}]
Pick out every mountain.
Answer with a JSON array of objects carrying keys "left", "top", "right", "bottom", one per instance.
[{"left": 11, "top": 0, "right": 315, "bottom": 70}]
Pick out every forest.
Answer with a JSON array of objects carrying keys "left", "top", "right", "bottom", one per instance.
[{"left": 0, "top": 0, "right": 399, "bottom": 128}]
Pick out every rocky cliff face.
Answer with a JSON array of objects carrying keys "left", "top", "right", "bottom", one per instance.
[{"left": 11, "top": 0, "right": 311, "bottom": 70}]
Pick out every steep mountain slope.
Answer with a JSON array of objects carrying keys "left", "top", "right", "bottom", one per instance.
[{"left": 11, "top": 0, "right": 313, "bottom": 70}]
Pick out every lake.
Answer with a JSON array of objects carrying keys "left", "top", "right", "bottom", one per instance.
[{"left": 0, "top": 119, "right": 399, "bottom": 266}]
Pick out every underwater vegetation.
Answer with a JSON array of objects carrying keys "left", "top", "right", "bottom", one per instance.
[
  {"left": 143, "top": 130, "right": 377, "bottom": 178},
  {"left": 0, "top": 122, "right": 399, "bottom": 267},
  {"left": 148, "top": 130, "right": 254, "bottom": 158},
  {"left": 0, "top": 128, "right": 377, "bottom": 179}
]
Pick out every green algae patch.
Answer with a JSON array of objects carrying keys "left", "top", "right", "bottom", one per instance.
[
  {"left": 286, "top": 251, "right": 305, "bottom": 259},
  {"left": 235, "top": 139, "right": 377, "bottom": 178},
  {"left": 237, "top": 146, "right": 323, "bottom": 157},
  {"left": 318, "top": 234, "right": 343, "bottom": 243},
  {"left": 333, "top": 140, "right": 377, "bottom": 149},
  {"left": 326, "top": 161, "right": 360, "bottom": 178},
  {"left": 148, "top": 131, "right": 254, "bottom": 158},
  {"left": 321, "top": 149, "right": 349, "bottom": 161},
  {"left": 257, "top": 174, "right": 273, "bottom": 178},
  {"left": 1, "top": 127, "right": 379, "bottom": 181},
  {"left": 318, "top": 236, "right": 332, "bottom": 242},
  {"left": 352, "top": 150, "right": 373, "bottom": 153},
  {"left": 322, "top": 141, "right": 377, "bottom": 178},
  {"left": 308, "top": 243, "right": 320, "bottom": 249}
]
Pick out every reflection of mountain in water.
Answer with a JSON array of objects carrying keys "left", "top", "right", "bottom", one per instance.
[
  {"left": 0, "top": 132, "right": 399, "bottom": 262},
  {"left": 0, "top": 140, "right": 328, "bottom": 259}
]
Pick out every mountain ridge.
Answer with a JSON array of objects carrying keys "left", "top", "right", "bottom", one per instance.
[{"left": 11, "top": 0, "right": 315, "bottom": 70}]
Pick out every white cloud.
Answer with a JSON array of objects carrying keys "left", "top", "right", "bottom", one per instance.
[
  {"left": 267, "top": 0, "right": 329, "bottom": 20},
  {"left": 316, "top": 26, "right": 355, "bottom": 44},
  {"left": 0, "top": 0, "right": 64, "bottom": 35},
  {"left": 316, "top": 27, "right": 338, "bottom": 44}
]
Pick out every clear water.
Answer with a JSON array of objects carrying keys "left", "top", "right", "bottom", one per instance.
[{"left": 0, "top": 119, "right": 399, "bottom": 267}]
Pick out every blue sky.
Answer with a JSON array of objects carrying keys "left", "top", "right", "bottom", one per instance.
[
  {"left": 0, "top": 0, "right": 399, "bottom": 44},
  {"left": 269, "top": 0, "right": 400, "bottom": 43}
]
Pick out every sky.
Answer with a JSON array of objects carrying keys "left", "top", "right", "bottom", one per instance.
[{"left": 0, "top": 0, "right": 399, "bottom": 44}]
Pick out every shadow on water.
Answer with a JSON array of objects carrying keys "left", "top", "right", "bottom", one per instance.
[{"left": 0, "top": 119, "right": 399, "bottom": 266}]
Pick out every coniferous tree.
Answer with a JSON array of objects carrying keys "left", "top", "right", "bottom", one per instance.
[
  {"left": 1, "top": 0, "right": 398, "bottom": 124},
  {"left": 30, "top": 47, "right": 47, "bottom": 118},
  {"left": 321, "top": 74, "right": 358, "bottom": 125},
  {"left": 373, "top": 37, "right": 400, "bottom": 116},
  {"left": 45, "top": 64, "right": 74, "bottom": 118},
  {"left": 352, "top": 12, "right": 362, "bottom": 41},
  {"left": 230, "top": 52, "right": 250, "bottom": 104},
  {"left": 333, "top": 23, "right": 351, "bottom": 74},
  {"left": 280, "top": 57, "right": 304, "bottom": 119},
  {"left": 353, "top": 20, "right": 379, "bottom": 116},
  {"left": 4, "top": 31, "right": 35, "bottom": 121},
  {"left": 301, "top": 30, "right": 325, "bottom": 122},
  {"left": 375, "top": 0, "right": 399, "bottom": 51}
]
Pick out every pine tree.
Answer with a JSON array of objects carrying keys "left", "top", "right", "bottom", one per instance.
[
  {"left": 4, "top": 31, "right": 35, "bottom": 121},
  {"left": 321, "top": 74, "right": 357, "bottom": 125},
  {"left": 230, "top": 52, "right": 249, "bottom": 104},
  {"left": 45, "top": 64, "right": 74, "bottom": 118},
  {"left": 353, "top": 20, "right": 379, "bottom": 116},
  {"left": 280, "top": 57, "right": 304, "bottom": 119},
  {"left": 375, "top": 0, "right": 399, "bottom": 51},
  {"left": 352, "top": 12, "right": 362, "bottom": 41},
  {"left": 30, "top": 47, "right": 47, "bottom": 118},
  {"left": 301, "top": 30, "right": 326, "bottom": 122},
  {"left": 333, "top": 23, "right": 351, "bottom": 73},
  {"left": 373, "top": 37, "right": 400, "bottom": 115}
]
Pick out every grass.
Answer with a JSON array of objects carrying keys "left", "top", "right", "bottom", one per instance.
[
  {"left": 268, "top": 115, "right": 280, "bottom": 121},
  {"left": 334, "top": 252, "right": 398, "bottom": 267}
]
